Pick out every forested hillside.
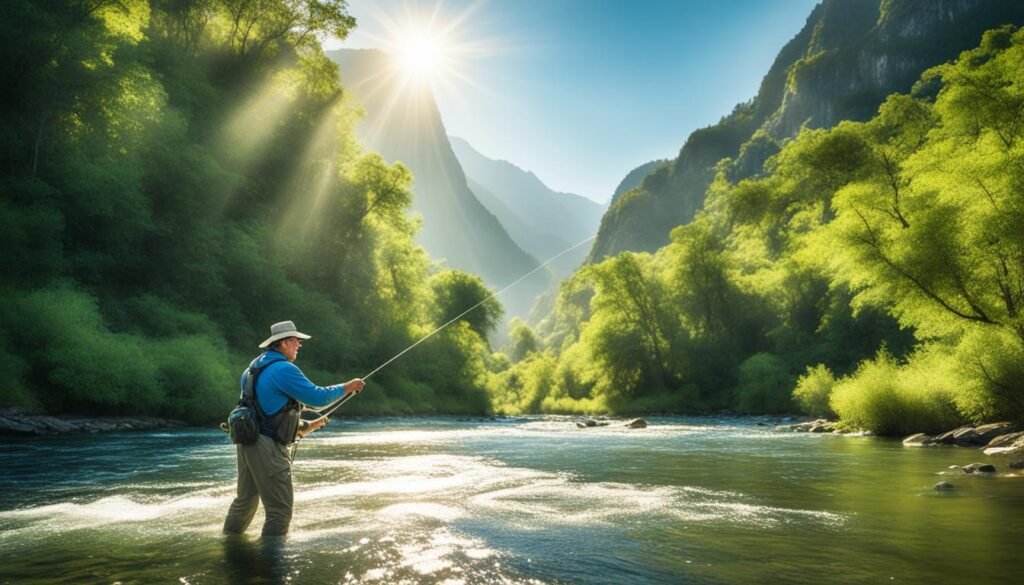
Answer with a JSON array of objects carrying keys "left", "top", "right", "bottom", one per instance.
[
  {"left": 0, "top": 0, "right": 504, "bottom": 421},
  {"left": 589, "top": 0, "right": 1024, "bottom": 262},
  {"left": 490, "top": 26, "right": 1024, "bottom": 433}
]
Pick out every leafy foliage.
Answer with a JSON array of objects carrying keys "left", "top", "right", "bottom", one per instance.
[
  {"left": 491, "top": 25, "right": 1024, "bottom": 432},
  {"left": 0, "top": 0, "right": 495, "bottom": 421}
]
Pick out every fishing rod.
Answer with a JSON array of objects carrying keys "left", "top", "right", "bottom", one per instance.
[{"left": 308, "top": 234, "right": 597, "bottom": 423}]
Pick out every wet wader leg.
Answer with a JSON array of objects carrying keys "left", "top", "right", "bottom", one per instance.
[
  {"left": 223, "top": 444, "right": 260, "bottom": 534},
  {"left": 249, "top": 435, "right": 294, "bottom": 537}
]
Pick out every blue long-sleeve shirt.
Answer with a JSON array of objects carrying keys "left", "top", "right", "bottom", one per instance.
[{"left": 240, "top": 350, "right": 347, "bottom": 416}]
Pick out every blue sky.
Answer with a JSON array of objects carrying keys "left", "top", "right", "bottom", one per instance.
[{"left": 330, "top": 0, "right": 822, "bottom": 203}]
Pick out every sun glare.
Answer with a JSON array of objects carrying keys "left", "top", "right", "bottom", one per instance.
[{"left": 397, "top": 31, "right": 442, "bottom": 79}]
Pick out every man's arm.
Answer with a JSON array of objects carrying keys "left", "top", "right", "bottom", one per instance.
[{"left": 272, "top": 363, "right": 365, "bottom": 407}]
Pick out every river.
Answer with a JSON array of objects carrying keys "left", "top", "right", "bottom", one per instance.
[{"left": 0, "top": 417, "right": 1021, "bottom": 584}]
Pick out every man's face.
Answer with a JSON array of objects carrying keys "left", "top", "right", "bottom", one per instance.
[{"left": 279, "top": 337, "right": 302, "bottom": 361}]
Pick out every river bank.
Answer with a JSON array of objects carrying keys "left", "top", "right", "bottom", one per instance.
[{"left": 0, "top": 407, "right": 187, "bottom": 436}]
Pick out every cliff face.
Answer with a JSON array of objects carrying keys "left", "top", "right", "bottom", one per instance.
[
  {"left": 326, "top": 49, "right": 547, "bottom": 319},
  {"left": 588, "top": 0, "right": 1024, "bottom": 263}
]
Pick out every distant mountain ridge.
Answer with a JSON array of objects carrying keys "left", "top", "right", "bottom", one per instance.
[
  {"left": 588, "top": 0, "right": 1024, "bottom": 262},
  {"left": 326, "top": 49, "right": 547, "bottom": 319},
  {"left": 449, "top": 136, "right": 605, "bottom": 278}
]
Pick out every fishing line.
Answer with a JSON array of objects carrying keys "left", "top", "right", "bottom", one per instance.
[{"left": 309, "top": 234, "right": 597, "bottom": 421}]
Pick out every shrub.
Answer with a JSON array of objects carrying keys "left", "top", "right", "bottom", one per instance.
[
  {"left": 829, "top": 348, "right": 962, "bottom": 435},
  {"left": 793, "top": 364, "right": 837, "bottom": 418},
  {"left": 12, "top": 286, "right": 162, "bottom": 413}
]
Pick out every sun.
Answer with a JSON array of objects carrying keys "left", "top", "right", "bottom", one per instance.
[{"left": 396, "top": 31, "right": 443, "bottom": 80}]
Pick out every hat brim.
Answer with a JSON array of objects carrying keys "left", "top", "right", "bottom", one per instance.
[{"left": 258, "top": 331, "right": 311, "bottom": 349}]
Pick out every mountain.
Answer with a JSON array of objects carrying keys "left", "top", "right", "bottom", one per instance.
[
  {"left": 610, "top": 159, "right": 669, "bottom": 206},
  {"left": 326, "top": 49, "right": 547, "bottom": 319},
  {"left": 449, "top": 136, "right": 605, "bottom": 278},
  {"left": 588, "top": 0, "right": 1024, "bottom": 262}
]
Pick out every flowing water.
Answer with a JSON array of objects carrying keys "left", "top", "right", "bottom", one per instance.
[{"left": 0, "top": 416, "right": 1021, "bottom": 584}]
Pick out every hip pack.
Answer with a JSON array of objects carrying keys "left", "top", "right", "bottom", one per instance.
[{"left": 227, "top": 358, "right": 293, "bottom": 445}]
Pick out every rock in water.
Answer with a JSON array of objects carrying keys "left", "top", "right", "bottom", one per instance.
[
  {"left": 972, "top": 422, "right": 1015, "bottom": 445},
  {"left": 962, "top": 463, "right": 997, "bottom": 474},
  {"left": 934, "top": 426, "right": 973, "bottom": 445},
  {"left": 934, "top": 481, "right": 954, "bottom": 491},
  {"left": 903, "top": 433, "right": 937, "bottom": 447},
  {"left": 625, "top": 418, "right": 647, "bottom": 429}
]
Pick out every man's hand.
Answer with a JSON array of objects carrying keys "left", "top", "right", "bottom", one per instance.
[
  {"left": 344, "top": 378, "right": 366, "bottom": 395},
  {"left": 297, "top": 416, "right": 327, "bottom": 438}
]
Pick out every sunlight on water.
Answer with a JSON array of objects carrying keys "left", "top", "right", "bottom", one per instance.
[{"left": 1, "top": 417, "right": 1022, "bottom": 584}]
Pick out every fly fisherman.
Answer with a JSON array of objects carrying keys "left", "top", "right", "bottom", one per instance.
[{"left": 223, "top": 320, "right": 365, "bottom": 537}]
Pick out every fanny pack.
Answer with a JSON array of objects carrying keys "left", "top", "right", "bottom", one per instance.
[{"left": 227, "top": 359, "right": 285, "bottom": 445}]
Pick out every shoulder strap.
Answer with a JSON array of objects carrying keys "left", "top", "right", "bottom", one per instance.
[{"left": 242, "top": 358, "right": 286, "bottom": 420}]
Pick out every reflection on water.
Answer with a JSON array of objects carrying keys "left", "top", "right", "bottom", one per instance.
[{"left": 0, "top": 417, "right": 1022, "bottom": 584}]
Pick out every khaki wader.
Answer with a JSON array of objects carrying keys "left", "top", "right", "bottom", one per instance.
[{"left": 223, "top": 434, "right": 294, "bottom": 536}]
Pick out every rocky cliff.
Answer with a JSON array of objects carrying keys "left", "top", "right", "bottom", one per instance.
[{"left": 588, "top": 0, "right": 1024, "bottom": 262}]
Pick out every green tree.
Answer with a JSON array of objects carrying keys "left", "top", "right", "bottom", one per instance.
[
  {"left": 430, "top": 270, "right": 503, "bottom": 340},
  {"left": 507, "top": 317, "right": 539, "bottom": 362}
]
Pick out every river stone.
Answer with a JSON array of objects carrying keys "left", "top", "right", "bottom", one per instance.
[
  {"left": 984, "top": 431, "right": 1024, "bottom": 449},
  {"left": 962, "top": 463, "right": 997, "bottom": 474},
  {"left": 39, "top": 417, "right": 80, "bottom": 433},
  {"left": 934, "top": 426, "right": 973, "bottom": 445},
  {"left": 1009, "top": 460, "right": 1024, "bottom": 469},
  {"left": 0, "top": 416, "right": 39, "bottom": 436},
  {"left": 778, "top": 418, "right": 835, "bottom": 432},
  {"left": 951, "top": 426, "right": 981, "bottom": 446},
  {"left": 983, "top": 435, "right": 1024, "bottom": 457},
  {"left": 903, "top": 433, "right": 937, "bottom": 447},
  {"left": 934, "top": 481, "right": 954, "bottom": 490},
  {"left": 973, "top": 422, "right": 1015, "bottom": 445},
  {"left": 625, "top": 418, "right": 647, "bottom": 429}
]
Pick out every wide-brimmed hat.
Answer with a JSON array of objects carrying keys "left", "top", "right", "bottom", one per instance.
[{"left": 259, "top": 320, "right": 311, "bottom": 349}]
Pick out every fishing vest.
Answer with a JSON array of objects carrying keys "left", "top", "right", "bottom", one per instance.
[{"left": 245, "top": 358, "right": 303, "bottom": 445}]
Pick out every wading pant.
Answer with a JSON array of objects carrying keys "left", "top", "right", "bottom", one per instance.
[{"left": 223, "top": 434, "right": 294, "bottom": 537}]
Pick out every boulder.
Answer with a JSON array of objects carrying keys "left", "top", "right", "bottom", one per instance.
[
  {"left": 983, "top": 434, "right": 1024, "bottom": 457},
  {"left": 933, "top": 481, "right": 954, "bottom": 490},
  {"left": 779, "top": 418, "right": 835, "bottom": 432},
  {"left": 37, "top": 417, "right": 80, "bottom": 434},
  {"left": 625, "top": 418, "right": 647, "bottom": 429},
  {"left": 972, "top": 422, "right": 1015, "bottom": 445},
  {"left": 984, "top": 431, "right": 1024, "bottom": 449},
  {"left": 934, "top": 426, "right": 973, "bottom": 445},
  {"left": 951, "top": 426, "right": 981, "bottom": 446},
  {"left": 576, "top": 419, "right": 608, "bottom": 428},
  {"left": 1009, "top": 460, "right": 1024, "bottom": 469},
  {"left": 962, "top": 463, "right": 997, "bottom": 474},
  {"left": 0, "top": 416, "right": 39, "bottom": 436},
  {"left": 903, "top": 433, "right": 936, "bottom": 447}
]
